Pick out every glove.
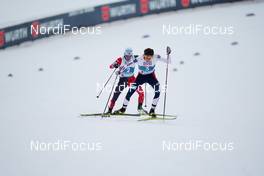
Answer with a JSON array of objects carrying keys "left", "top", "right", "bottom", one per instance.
[
  {"left": 115, "top": 71, "right": 121, "bottom": 75},
  {"left": 166, "top": 46, "right": 171, "bottom": 55},
  {"left": 113, "top": 62, "right": 119, "bottom": 68}
]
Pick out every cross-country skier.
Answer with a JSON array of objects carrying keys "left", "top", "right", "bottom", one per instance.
[
  {"left": 106, "top": 48, "right": 145, "bottom": 115},
  {"left": 113, "top": 47, "right": 171, "bottom": 117}
]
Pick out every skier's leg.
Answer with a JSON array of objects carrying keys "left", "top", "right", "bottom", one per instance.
[
  {"left": 114, "top": 74, "right": 144, "bottom": 114},
  {"left": 135, "top": 85, "right": 147, "bottom": 114},
  {"left": 136, "top": 85, "right": 145, "bottom": 110},
  {"left": 150, "top": 83, "right": 160, "bottom": 109},
  {"left": 108, "top": 77, "right": 128, "bottom": 113},
  {"left": 122, "top": 81, "right": 139, "bottom": 110},
  {"left": 147, "top": 73, "right": 160, "bottom": 116},
  {"left": 128, "top": 76, "right": 144, "bottom": 110}
]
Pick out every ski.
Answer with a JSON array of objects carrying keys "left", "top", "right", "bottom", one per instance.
[
  {"left": 80, "top": 113, "right": 177, "bottom": 121},
  {"left": 80, "top": 113, "right": 140, "bottom": 117},
  {"left": 138, "top": 116, "right": 177, "bottom": 121},
  {"left": 80, "top": 113, "right": 102, "bottom": 117},
  {"left": 137, "top": 113, "right": 177, "bottom": 121},
  {"left": 153, "top": 114, "right": 177, "bottom": 118}
]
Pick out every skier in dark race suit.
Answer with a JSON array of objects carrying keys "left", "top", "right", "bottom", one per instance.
[{"left": 114, "top": 47, "right": 171, "bottom": 117}]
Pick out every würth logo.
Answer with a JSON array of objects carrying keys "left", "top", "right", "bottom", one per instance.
[
  {"left": 140, "top": 0, "right": 149, "bottom": 14},
  {"left": 0, "top": 31, "right": 5, "bottom": 47},
  {"left": 101, "top": 6, "right": 110, "bottom": 21},
  {"left": 31, "top": 21, "right": 40, "bottom": 38},
  {"left": 181, "top": 0, "right": 190, "bottom": 8}
]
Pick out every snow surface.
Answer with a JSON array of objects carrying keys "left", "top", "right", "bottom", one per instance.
[{"left": 0, "top": 1, "right": 264, "bottom": 176}]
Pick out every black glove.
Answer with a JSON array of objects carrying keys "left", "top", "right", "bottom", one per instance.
[
  {"left": 113, "top": 62, "right": 119, "bottom": 68},
  {"left": 166, "top": 46, "right": 171, "bottom": 55}
]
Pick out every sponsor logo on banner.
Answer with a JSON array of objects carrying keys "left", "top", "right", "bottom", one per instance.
[
  {"left": 109, "top": 4, "right": 136, "bottom": 18},
  {"left": 140, "top": 0, "right": 149, "bottom": 14},
  {"left": 101, "top": 6, "right": 110, "bottom": 21},
  {"left": 101, "top": 4, "right": 136, "bottom": 21},
  {"left": 68, "top": 7, "right": 95, "bottom": 17},
  {"left": 5, "top": 27, "right": 28, "bottom": 43},
  {"left": 149, "top": 0, "right": 177, "bottom": 11},
  {"left": 31, "top": 21, "right": 40, "bottom": 38},
  {"left": 191, "top": 0, "right": 212, "bottom": 5},
  {"left": 0, "top": 31, "right": 5, "bottom": 47},
  {"left": 181, "top": 0, "right": 190, "bottom": 7}
]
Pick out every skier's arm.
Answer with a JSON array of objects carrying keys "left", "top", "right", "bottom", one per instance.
[
  {"left": 109, "top": 57, "right": 122, "bottom": 69},
  {"left": 119, "top": 58, "right": 138, "bottom": 73},
  {"left": 156, "top": 46, "right": 171, "bottom": 64},
  {"left": 156, "top": 46, "right": 172, "bottom": 63}
]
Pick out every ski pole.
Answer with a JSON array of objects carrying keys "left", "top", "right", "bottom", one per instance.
[
  {"left": 97, "top": 68, "right": 117, "bottom": 98},
  {"left": 144, "top": 83, "right": 147, "bottom": 107},
  {"left": 102, "top": 74, "right": 118, "bottom": 117},
  {"left": 163, "top": 46, "right": 170, "bottom": 119}
]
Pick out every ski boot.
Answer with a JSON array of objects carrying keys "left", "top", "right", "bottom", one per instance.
[
  {"left": 137, "top": 103, "right": 148, "bottom": 115},
  {"left": 113, "top": 107, "right": 126, "bottom": 115},
  {"left": 149, "top": 108, "right": 157, "bottom": 118},
  {"left": 102, "top": 108, "right": 112, "bottom": 117}
]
